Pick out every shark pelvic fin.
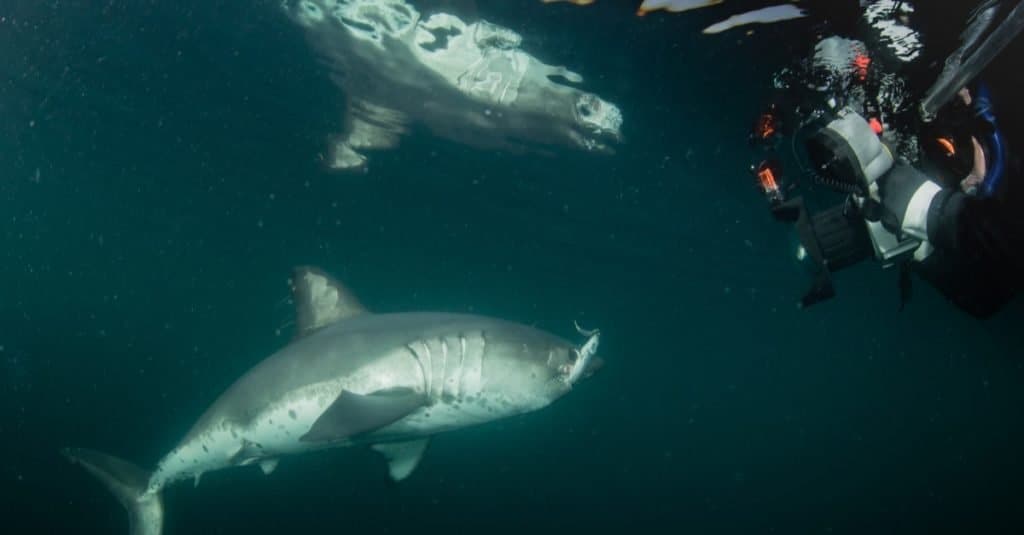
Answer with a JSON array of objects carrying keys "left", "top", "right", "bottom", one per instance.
[
  {"left": 289, "top": 266, "right": 368, "bottom": 337},
  {"left": 372, "top": 438, "right": 430, "bottom": 481},
  {"left": 227, "top": 439, "right": 263, "bottom": 466},
  {"left": 300, "top": 388, "right": 427, "bottom": 443},
  {"left": 259, "top": 458, "right": 279, "bottom": 475}
]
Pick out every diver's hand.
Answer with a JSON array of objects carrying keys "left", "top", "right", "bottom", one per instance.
[{"left": 876, "top": 164, "right": 942, "bottom": 241}]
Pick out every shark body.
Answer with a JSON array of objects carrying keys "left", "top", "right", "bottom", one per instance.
[{"left": 63, "top": 267, "right": 601, "bottom": 535}]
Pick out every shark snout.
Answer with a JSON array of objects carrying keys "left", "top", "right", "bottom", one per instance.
[{"left": 571, "top": 93, "right": 623, "bottom": 152}]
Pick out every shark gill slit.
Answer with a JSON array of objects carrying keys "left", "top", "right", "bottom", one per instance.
[
  {"left": 479, "top": 330, "right": 488, "bottom": 387},
  {"left": 440, "top": 337, "right": 449, "bottom": 398},
  {"left": 419, "top": 340, "right": 433, "bottom": 397},
  {"left": 456, "top": 334, "right": 467, "bottom": 399},
  {"left": 404, "top": 343, "right": 429, "bottom": 395}
]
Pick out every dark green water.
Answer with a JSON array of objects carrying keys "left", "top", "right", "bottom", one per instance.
[{"left": 2, "top": 1, "right": 1022, "bottom": 533}]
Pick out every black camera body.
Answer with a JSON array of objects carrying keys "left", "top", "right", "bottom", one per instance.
[{"left": 780, "top": 108, "right": 924, "bottom": 307}]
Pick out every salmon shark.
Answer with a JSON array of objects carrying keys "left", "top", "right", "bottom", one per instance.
[
  {"left": 63, "top": 267, "right": 602, "bottom": 535},
  {"left": 281, "top": 0, "right": 623, "bottom": 172}
]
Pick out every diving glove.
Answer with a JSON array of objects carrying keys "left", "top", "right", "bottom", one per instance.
[{"left": 876, "top": 164, "right": 943, "bottom": 242}]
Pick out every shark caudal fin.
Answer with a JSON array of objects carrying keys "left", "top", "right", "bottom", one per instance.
[{"left": 62, "top": 448, "right": 164, "bottom": 535}]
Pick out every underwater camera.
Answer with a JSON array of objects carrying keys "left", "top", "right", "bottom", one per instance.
[{"left": 777, "top": 107, "right": 922, "bottom": 308}]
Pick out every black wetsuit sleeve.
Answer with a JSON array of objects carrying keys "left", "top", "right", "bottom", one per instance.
[{"left": 922, "top": 184, "right": 1024, "bottom": 317}]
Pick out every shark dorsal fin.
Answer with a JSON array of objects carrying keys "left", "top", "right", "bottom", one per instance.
[{"left": 290, "top": 266, "right": 368, "bottom": 338}]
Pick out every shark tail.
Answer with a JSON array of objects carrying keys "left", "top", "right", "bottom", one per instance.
[{"left": 62, "top": 448, "right": 164, "bottom": 535}]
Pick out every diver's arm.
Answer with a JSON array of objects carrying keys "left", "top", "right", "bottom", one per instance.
[
  {"left": 927, "top": 186, "right": 1024, "bottom": 270},
  {"left": 880, "top": 163, "right": 1022, "bottom": 266},
  {"left": 876, "top": 163, "right": 1022, "bottom": 317}
]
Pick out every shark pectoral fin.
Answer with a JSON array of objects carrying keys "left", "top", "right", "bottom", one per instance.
[
  {"left": 227, "top": 439, "right": 260, "bottom": 466},
  {"left": 546, "top": 65, "right": 584, "bottom": 84},
  {"left": 259, "top": 458, "right": 279, "bottom": 475},
  {"left": 289, "top": 267, "right": 368, "bottom": 339},
  {"left": 371, "top": 439, "right": 430, "bottom": 481},
  {"left": 328, "top": 141, "right": 367, "bottom": 172},
  {"left": 300, "top": 388, "right": 427, "bottom": 443}
]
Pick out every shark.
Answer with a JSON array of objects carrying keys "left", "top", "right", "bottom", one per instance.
[
  {"left": 62, "top": 266, "right": 602, "bottom": 535},
  {"left": 281, "top": 0, "right": 623, "bottom": 172}
]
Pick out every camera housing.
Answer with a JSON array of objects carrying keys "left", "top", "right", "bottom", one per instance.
[{"left": 804, "top": 109, "right": 921, "bottom": 266}]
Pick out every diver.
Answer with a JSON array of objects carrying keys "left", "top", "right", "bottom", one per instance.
[
  {"left": 759, "top": 0, "right": 1023, "bottom": 318},
  {"left": 814, "top": 85, "right": 1020, "bottom": 318}
]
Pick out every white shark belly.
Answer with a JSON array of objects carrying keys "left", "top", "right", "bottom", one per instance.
[
  {"left": 148, "top": 380, "right": 348, "bottom": 492},
  {"left": 370, "top": 387, "right": 556, "bottom": 441}
]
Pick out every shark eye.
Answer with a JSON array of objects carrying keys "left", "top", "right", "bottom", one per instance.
[{"left": 576, "top": 98, "right": 596, "bottom": 118}]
